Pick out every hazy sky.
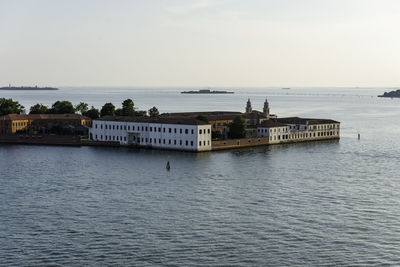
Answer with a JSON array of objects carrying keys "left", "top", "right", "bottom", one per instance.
[{"left": 1, "top": 0, "right": 399, "bottom": 87}]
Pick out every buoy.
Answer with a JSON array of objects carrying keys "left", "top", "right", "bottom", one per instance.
[
  {"left": 166, "top": 161, "right": 170, "bottom": 170},
  {"left": 358, "top": 133, "right": 360, "bottom": 140}
]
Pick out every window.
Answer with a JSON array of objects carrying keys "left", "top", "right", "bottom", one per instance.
[
  {"left": 163, "top": 128, "right": 165, "bottom": 132},
  {"left": 174, "top": 128, "right": 177, "bottom": 133},
  {"left": 180, "top": 140, "right": 182, "bottom": 145},
  {"left": 208, "top": 129, "right": 210, "bottom": 134},
  {"left": 169, "top": 128, "right": 171, "bottom": 133},
  {"left": 146, "top": 138, "right": 148, "bottom": 142},
  {"left": 150, "top": 138, "right": 152, "bottom": 143},
  {"left": 145, "top": 127, "right": 148, "bottom": 131},
  {"left": 105, "top": 125, "right": 108, "bottom": 129},
  {"left": 203, "top": 141, "right": 206, "bottom": 146},
  {"left": 185, "top": 140, "right": 188, "bottom": 146},
  {"left": 142, "top": 126, "right": 144, "bottom": 131},
  {"left": 133, "top": 126, "right": 135, "bottom": 130},
  {"left": 159, "top": 138, "right": 161, "bottom": 144},
  {"left": 113, "top": 136, "right": 115, "bottom": 140},
  {"left": 101, "top": 125, "right": 103, "bottom": 129},
  {"left": 95, "top": 124, "right": 98, "bottom": 129},
  {"left": 163, "top": 139, "right": 165, "bottom": 144},
  {"left": 174, "top": 140, "right": 176, "bottom": 145},
  {"left": 150, "top": 127, "right": 152, "bottom": 132},
  {"left": 95, "top": 135, "right": 97, "bottom": 139},
  {"left": 199, "top": 141, "right": 202, "bottom": 146},
  {"left": 158, "top": 127, "right": 161, "bottom": 132},
  {"left": 169, "top": 140, "right": 171, "bottom": 144},
  {"left": 185, "top": 129, "right": 188, "bottom": 134},
  {"left": 199, "top": 129, "right": 202, "bottom": 134},
  {"left": 117, "top": 125, "right": 119, "bottom": 130},
  {"left": 128, "top": 126, "right": 130, "bottom": 130},
  {"left": 124, "top": 137, "right": 126, "bottom": 141},
  {"left": 113, "top": 125, "right": 115, "bottom": 130},
  {"left": 180, "top": 129, "right": 182, "bottom": 134},
  {"left": 191, "top": 129, "right": 194, "bottom": 134},
  {"left": 191, "top": 141, "right": 193, "bottom": 146}
]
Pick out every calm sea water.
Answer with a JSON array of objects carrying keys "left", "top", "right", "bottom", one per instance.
[{"left": 1, "top": 87, "right": 400, "bottom": 266}]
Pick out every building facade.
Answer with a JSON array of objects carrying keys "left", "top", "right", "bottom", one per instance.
[
  {"left": 256, "top": 117, "right": 340, "bottom": 144},
  {"left": 89, "top": 116, "right": 212, "bottom": 152},
  {"left": 0, "top": 114, "right": 92, "bottom": 134}
]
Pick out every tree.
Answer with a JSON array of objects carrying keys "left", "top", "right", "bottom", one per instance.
[
  {"left": 196, "top": 115, "right": 208, "bottom": 122},
  {"left": 75, "top": 102, "right": 88, "bottom": 115},
  {"left": 148, "top": 106, "right": 159, "bottom": 117},
  {"left": 212, "top": 130, "right": 222, "bottom": 139},
  {"left": 0, "top": 98, "right": 25, "bottom": 115},
  {"left": 50, "top": 100, "right": 75, "bottom": 114},
  {"left": 134, "top": 110, "right": 147, "bottom": 117},
  {"left": 83, "top": 106, "right": 100, "bottom": 119},
  {"left": 228, "top": 115, "right": 246, "bottom": 139},
  {"left": 121, "top": 99, "right": 135, "bottom": 116},
  {"left": 100, "top": 102, "right": 115, "bottom": 117},
  {"left": 29, "top": 104, "right": 49, "bottom": 114}
]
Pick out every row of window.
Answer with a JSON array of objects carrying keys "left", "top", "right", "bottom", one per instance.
[
  {"left": 310, "top": 124, "right": 339, "bottom": 130},
  {"left": 258, "top": 127, "right": 288, "bottom": 133},
  {"left": 260, "top": 130, "right": 338, "bottom": 140},
  {"left": 94, "top": 134, "right": 210, "bottom": 147},
  {"left": 13, "top": 121, "right": 28, "bottom": 127},
  {"left": 95, "top": 123, "right": 210, "bottom": 135}
]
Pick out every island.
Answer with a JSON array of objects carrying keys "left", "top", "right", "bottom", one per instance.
[
  {"left": 181, "top": 89, "right": 234, "bottom": 94},
  {"left": 378, "top": 89, "right": 400, "bottom": 98},
  {"left": 0, "top": 85, "right": 58, "bottom": 91}
]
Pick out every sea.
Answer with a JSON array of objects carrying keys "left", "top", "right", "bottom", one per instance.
[{"left": 1, "top": 87, "right": 400, "bottom": 266}]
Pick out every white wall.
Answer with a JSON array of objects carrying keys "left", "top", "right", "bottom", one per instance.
[{"left": 90, "top": 120, "right": 212, "bottom": 152}]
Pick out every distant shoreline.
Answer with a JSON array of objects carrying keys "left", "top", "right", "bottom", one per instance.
[
  {"left": 378, "top": 89, "right": 400, "bottom": 98},
  {"left": 181, "top": 89, "right": 234, "bottom": 94},
  {"left": 0, "top": 86, "right": 58, "bottom": 91}
]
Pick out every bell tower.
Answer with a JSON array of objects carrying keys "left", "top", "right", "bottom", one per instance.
[
  {"left": 263, "top": 98, "right": 270, "bottom": 120},
  {"left": 245, "top": 98, "right": 252, "bottom": 113}
]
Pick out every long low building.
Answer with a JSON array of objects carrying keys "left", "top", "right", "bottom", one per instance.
[
  {"left": 89, "top": 115, "right": 340, "bottom": 152},
  {"left": 89, "top": 116, "right": 212, "bottom": 152}
]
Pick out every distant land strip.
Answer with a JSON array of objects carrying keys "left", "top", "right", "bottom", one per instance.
[{"left": 0, "top": 86, "right": 58, "bottom": 91}]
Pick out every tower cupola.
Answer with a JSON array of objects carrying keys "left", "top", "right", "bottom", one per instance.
[
  {"left": 263, "top": 98, "right": 270, "bottom": 119},
  {"left": 245, "top": 98, "right": 252, "bottom": 113}
]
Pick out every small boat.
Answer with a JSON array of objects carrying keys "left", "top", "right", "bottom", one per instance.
[
  {"left": 166, "top": 161, "right": 170, "bottom": 170},
  {"left": 281, "top": 88, "right": 291, "bottom": 90}
]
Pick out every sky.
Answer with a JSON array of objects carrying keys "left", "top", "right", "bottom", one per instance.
[{"left": 0, "top": 0, "right": 399, "bottom": 87}]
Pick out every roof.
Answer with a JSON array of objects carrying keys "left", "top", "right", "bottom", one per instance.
[
  {"left": 277, "top": 117, "right": 340, "bottom": 125},
  {"left": 96, "top": 115, "right": 210, "bottom": 125},
  {"left": 0, "top": 113, "right": 91, "bottom": 121},
  {"left": 258, "top": 120, "right": 287, "bottom": 128},
  {"left": 160, "top": 110, "right": 267, "bottom": 121}
]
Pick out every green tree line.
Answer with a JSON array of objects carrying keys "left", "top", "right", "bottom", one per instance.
[{"left": 0, "top": 98, "right": 160, "bottom": 119}]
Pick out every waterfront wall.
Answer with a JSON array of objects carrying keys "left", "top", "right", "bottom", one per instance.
[
  {"left": 212, "top": 137, "right": 270, "bottom": 150},
  {"left": 0, "top": 134, "right": 81, "bottom": 146},
  {"left": 212, "top": 135, "right": 339, "bottom": 151}
]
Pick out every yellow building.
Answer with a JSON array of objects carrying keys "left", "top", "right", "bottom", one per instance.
[{"left": 0, "top": 114, "right": 92, "bottom": 134}]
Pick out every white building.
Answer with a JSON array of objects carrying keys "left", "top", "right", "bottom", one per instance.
[
  {"left": 89, "top": 116, "right": 212, "bottom": 152},
  {"left": 257, "top": 120, "right": 290, "bottom": 144},
  {"left": 257, "top": 117, "right": 340, "bottom": 144}
]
